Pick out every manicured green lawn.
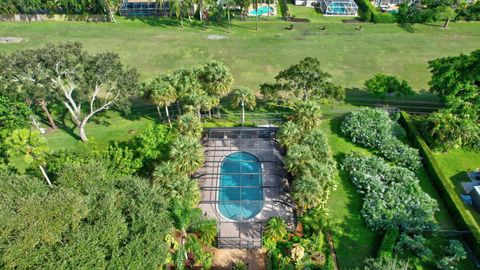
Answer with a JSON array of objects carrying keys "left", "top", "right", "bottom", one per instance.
[
  {"left": 0, "top": 14, "right": 479, "bottom": 99},
  {"left": 435, "top": 149, "right": 480, "bottom": 224}
]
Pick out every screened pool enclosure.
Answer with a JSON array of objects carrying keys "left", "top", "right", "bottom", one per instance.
[
  {"left": 119, "top": 0, "right": 169, "bottom": 16},
  {"left": 320, "top": 0, "right": 358, "bottom": 16}
]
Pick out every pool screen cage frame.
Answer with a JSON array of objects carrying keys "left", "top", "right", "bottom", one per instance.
[
  {"left": 119, "top": 0, "right": 170, "bottom": 16},
  {"left": 320, "top": 0, "right": 358, "bottom": 16},
  {"left": 196, "top": 127, "right": 296, "bottom": 248}
]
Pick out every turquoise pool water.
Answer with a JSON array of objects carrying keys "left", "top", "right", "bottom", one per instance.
[
  {"left": 218, "top": 152, "right": 263, "bottom": 220},
  {"left": 248, "top": 6, "right": 273, "bottom": 16}
]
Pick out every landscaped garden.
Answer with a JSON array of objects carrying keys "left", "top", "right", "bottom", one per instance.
[{"left": 0, "top": 1, "right": 479, "bottom": 269}]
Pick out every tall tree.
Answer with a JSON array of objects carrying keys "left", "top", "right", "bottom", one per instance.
[
  {"left": 44, "top": 43, "right": 139, "bottom": 142},
  {"left": 170, "top": 136, "right": 205, "bottom": 175},
  {"left": 230, "top": 87, "right": 256, "bottom": 127},
  {"left": 4, "top": 128, "right": 52, "bottom": 187},
  {"left": 0, "top": 48, "right": 58, "bottom": 129},
  {"left": 197, "top": 61, "right": 234, "bottom": 116},
  {"left": 292, "top": 101, "right": 323, "bottom": 132},
  {"left": 261, "top": 57, "right": 345, "bottom": 103},
  {"left": 143, "top": 74, "right": 177, "bottom": 126}
]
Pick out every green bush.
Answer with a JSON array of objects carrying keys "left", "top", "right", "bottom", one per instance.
[
  {"left": 377, "top": 229, "right": 400, "bottom": 258},
  {"left": 341, "top": 108, "right": 421, "bottom": 170},
  {"left": 399, "top": 111, "right": 480, "bottom": 258},
  {"left": 355, "top": 0, "right": 397, "bottom": 23},
  {"left": 372, "top": 12, "right": 397, "bottom": 23},
  {"left": 342, "top": 154, "right": 438, "bottom": 232}
]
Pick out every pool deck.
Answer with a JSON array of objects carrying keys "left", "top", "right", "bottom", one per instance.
[{"left": 196, "top": 128, "right": 295, "bottom": 248}]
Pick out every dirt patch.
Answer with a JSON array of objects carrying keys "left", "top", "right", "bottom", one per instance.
[
  {"left": 206, "top": 35, "right": 228, "bottom": 40},
  {"left": 209, "top": 247, "right": 266, "bottom": 270},
  {"left": 0, "top": 37, "right": 23, "bottom": 43}
]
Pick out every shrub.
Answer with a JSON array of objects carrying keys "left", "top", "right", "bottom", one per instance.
[
  {"left": 372, "top": 12, "right": 397, "bottom": 23},
  {"left": 436, "top": 240, "right": 467, "bottom": 270},
  {"left": 362, "top": 256, "right": 411, "bottom": 269},
  {"left": 365, "top": 73, "right": 414, "bottom": 99},
  {"left": 378, "top": 229, "right": 400, "bottom": 258},
  {"left": 342, "top": 154, "right": 438, "bottom": 232},
  {"left": 341, "top": 108, "right": 421, "bottom": 170},
  {"left": 231, "top": 260, "right": 248, "bottom": 270},
  {"left": 395, "top": 234, "right": 433, "bottom": 259}
]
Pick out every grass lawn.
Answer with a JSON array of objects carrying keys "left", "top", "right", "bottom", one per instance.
[
  {"left": 435, "top": 149, "right": 480, "bottom": 225},
  {"left": 0, "top": 13, "right": 479, "bottom": 100}
]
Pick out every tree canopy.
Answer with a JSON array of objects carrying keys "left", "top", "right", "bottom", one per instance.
[{"left": 260, "top": 57, "right": 344, "bottom": 104}]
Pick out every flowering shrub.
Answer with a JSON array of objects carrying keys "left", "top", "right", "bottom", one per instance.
[
  {"left": 342, "top": 154, "right": 438, "bottom": 233},
  {"left": 341, "top": 108, "right": 421, "bottom": 170}
]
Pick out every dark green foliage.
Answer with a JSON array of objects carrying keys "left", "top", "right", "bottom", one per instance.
[
  {"left": 0, "top": 0, "right": 112, "bottom": 15},
  {"left": 395, "top": 234, "right": 433, "bottom": 259},
  {"left": 457, "top": 2, "right": 480, "bottom": 21},
  {"left": 372, "top": 12, "right": 397, "bottom": 23},
  {"left": 342, "top": 154, "right": 438, "bottom": 232},
  {"left": 377, "top": 229, "right": 400, "bottom": 258},
  {"left": 261, "top": 57, "right": 344, "bottom": 103},
  {"left": 399, "top": 112, "right": 480, "bottom": 258},
  {"left": 365, "top": 73, "right": 414, "bottom": 99},
  {"left": 424, "top": 50, "right": 480, "bottom": 151},
  {"left": 436, "top": 240, "right": 467, "bottom": 270},
  {"left": 0, "top": 162, "right": 173, "bottom": 269},
  {"left": 355, "top": 0, "right": 396, "bottom": 23}
]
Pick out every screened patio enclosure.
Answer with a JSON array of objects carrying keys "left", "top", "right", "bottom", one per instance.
[
  {"left": 119, "top": 0, "right": 169, "bottom": 16},
  {"left": 320, "top": 0, "right": 358, "bottom": 16}
]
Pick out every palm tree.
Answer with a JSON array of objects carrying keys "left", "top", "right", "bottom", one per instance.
[
  {"left": 5, "top": 128, "right": 52, "bottom": 187},
  {"left": 170, "top": 199, "right": 217, "bottom": 268},
  {"left": 278, "top": 121, "right": 302, "bottom": 149},
  {"left": 284, "top": 144, "right": 314, "bottom": 176},
  {"left": 292, "top": 174, "right": 324, "bottom": 213},
  {"left": 264, "top": 217, "right": 288, "bottom": 242},
  {"left": 143, "top": 74, "right": 177, "bottom": 127},
  {"left": 170, "top": 136, "right": 205, "bottom": 175},
  {"left": 293, "top": 101, "right": 322, "bottom": 132},
  {"left": 177, "top": 112, "right": 203, "bottom": 138},
  {"left": 230, "top": 87, "right": 256, "bottom": 127},
  {"left": 302, "top": 128, "right": 331, "bottom": 159},
  {"left": 154, "top": 165, "right": 201, "bottom": 206}
]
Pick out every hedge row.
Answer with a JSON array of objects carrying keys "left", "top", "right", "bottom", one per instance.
[
  {"left": 354, "top": 0, "right": 396, "bottom": 23},
  {"left": 399, "top": 111, "right": 480, "bottom": 259},
  {"left": 377, "top": 229, "right": 400, "bottom": 258}
]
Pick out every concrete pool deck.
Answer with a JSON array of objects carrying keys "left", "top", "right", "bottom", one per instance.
[{"left": 196, "top": 128, "right": 295, "bottom": 249}]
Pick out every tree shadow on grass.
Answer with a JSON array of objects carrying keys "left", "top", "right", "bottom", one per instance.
[
  {"left": 398, "top": 23, "right": 417, "bottom": 33},
  {"left": 123, "top": 16, "right": 181, "bottom": 28}
]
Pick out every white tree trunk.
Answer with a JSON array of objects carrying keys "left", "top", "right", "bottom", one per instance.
[
  {"left": 165, "top": 105, "right": 172, "bottom": 127},
  {"left": 79, "top": 119, "right": 89, "bottom": 142},
  {"left": 241, "top": 100, "right": 245, "bottom": 127},
  {"left": 157, "top": 105, "right": 162, "bottom": 120},
  {"left": 39, "top": 165, "right": 53, "bottom": 188}
]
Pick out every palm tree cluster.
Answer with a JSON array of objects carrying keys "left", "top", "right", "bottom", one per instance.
[
  {"left": 142, "top": 61, "right": 234, "bottom": 126},
  {"left": 280, "top": 101, "right": 337, "bottom": 214},
  {"left": 152, "top": 111, "right": 216, "bottom": 269}
]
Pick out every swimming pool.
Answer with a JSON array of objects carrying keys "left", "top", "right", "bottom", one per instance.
[
  {"left": 248, "top": 6, "right": 274, "bottom": 16},
  {"left": 218, "top": 152, "right": 263, "bottom": 220}
]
